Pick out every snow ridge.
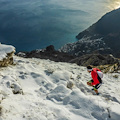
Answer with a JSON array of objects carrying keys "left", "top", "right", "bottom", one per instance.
[{"left": 0, "top": 43, "right": 15, "bottom": 61}]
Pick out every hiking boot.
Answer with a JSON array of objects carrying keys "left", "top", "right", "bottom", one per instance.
[{"left": 96, "top": 93, "right": 99, "bottom": 95}]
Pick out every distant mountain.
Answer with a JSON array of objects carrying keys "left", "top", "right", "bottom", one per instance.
[{"left": 60, "top": 8, "right": 120, "bottom": 57}]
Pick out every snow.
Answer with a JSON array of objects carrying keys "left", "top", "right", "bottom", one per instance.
[
  {"left": 0, "top": 56, "right": 120, "bottom": 120},
  {"left": 0, "top": 43, "right": 15, "bottom": 61}
]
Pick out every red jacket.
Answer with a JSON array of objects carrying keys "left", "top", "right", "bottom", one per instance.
[{"left": 91, "top": 68, "right": 101, "bottom": 85}]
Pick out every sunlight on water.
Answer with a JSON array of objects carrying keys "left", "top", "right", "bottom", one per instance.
[
  {"left": 115, "top": 2, "right": 120, "bottom": 9},
  {"left": 107, "top": 0, "right": 120, "bottom": 10}
]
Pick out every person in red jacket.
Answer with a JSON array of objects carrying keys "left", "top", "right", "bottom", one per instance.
[{"left": 87, "top": 65, "right": 102, "bottom": 95}]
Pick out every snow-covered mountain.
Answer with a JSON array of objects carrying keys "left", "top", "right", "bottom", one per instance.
[
  {"left": 60, "top": 8, "right": 120, "bottom": 57},
  {"left": 0, "top": 55, "right": 120, "bottom": 120}
]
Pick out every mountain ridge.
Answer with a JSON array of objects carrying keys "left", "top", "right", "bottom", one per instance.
[{"left": 61, "top": 8, "right": 120, "bottom": 57}]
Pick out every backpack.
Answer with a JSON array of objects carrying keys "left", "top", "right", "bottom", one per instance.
[{"left": 97, "top": 71, "right": 103, "bottom": 78}]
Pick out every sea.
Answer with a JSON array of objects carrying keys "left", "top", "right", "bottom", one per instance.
[{"left": 0, "top": 0, "right": 118, "bottom": 52}]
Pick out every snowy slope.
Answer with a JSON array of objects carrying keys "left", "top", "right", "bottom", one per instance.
[{"left": 0, "top": 56, "right": 120, "bottom": 120}]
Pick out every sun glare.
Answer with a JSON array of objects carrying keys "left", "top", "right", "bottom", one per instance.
[
  {"left": 108, "top": 1, "right": 120, "bottom": 10},
  {"left": 115, "top": 2, "right": 120, "bottom": 9}
]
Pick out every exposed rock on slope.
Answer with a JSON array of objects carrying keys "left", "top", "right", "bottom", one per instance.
[
  {"left": 97, "top": 63, "right": 120, "bottom": 73},
  {"left": 69, "top": 54, "right": 119, "bottom": 66}
]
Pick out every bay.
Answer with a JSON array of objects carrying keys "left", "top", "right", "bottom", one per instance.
[{"left": 0, "top": 0, "right": 118, "bottom": 52}]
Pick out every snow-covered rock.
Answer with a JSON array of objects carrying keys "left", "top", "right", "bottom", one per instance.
[
  {"left": 0, "top": 43, "right": 15, "bottom": 67},
  {"left": 0, "top": 56, "right": 120, "bottom": 120},
  {"left": 11, "top": 82, "right": 23, "bottom": 94},
  {"left": 67, "top": 80, "right": 74, "bottom": 89}
]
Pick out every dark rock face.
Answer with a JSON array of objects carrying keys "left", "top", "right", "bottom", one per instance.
[
  {"left": 60, "top": 8, "right": 120, "bottom": 58},
  {"left": 46, "top": 45, "right": 55, "bottom": 52},
  {"left": 17, "top": 45, "right": 76, "bottom": 62}
]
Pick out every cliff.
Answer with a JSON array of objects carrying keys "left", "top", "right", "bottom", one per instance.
[{"left": 60, "top": 8, "right": 120, "bottom": 57}]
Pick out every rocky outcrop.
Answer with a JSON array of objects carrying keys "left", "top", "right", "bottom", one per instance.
[
  {"left": 0, "top": 44, "right": 15, "bottom": 67},
  {"left": 17, "top": 45, "right": 75, "bottom": 62},
  {"left": 17, "top": 45, "right": 120, "bottom": 72},
  {"left": 69, "top": 54, "right": 119, "bottom": 66},
  {"left": 97, "top": 63, "right": 120, "bottom": 73},
  {"left": 0, "top": 52, "right": 14, "bottom": 67}
]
